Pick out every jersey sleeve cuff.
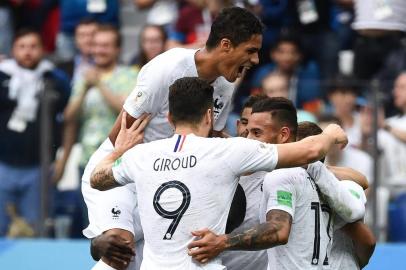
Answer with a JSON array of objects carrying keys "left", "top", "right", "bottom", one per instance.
[{"left": 266, "top": 206, "right": 294, "bottom": 219}]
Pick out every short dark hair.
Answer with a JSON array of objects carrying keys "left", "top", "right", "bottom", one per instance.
[
  {"left": 206, "top": 7, "right": 264, "bottom": 50},
  {"left": 296, "top": 121, "right": 325, "bottom": 163},
  {"left": 297, "top": 121, "right": 323, "bottom": 141},
  {"left": 240, "top": 94, "right": 267, "bottom": 116},
  {"left": 95, "top": 24, "right": 122, "bottom": 48},
  {"left": 318, "top": 114, "right": 341, "bottom": 126},
  {"left": 327, "top": 74, "right": 360, "bottom": 96},
  {"left": 272, "top": 31, "right": 302, "bottom": 53},
  {"left": 251, "top": 97, "right": 298, "bottom": 137},
  {"left": 13, "top": 28, "right": 42, "bottom": 45},
  {"left": 169, "top": 77, "right": 214, "bottom": 126}
]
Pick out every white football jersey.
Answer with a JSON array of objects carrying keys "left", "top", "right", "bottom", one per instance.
[
  {"left": 260, "top": 168, "right": 332, "bottom": 270},
  {"left": 220, "top": 171, "right": 268, "bottom": 270},
  {"left": 329, "top": 180, "right": 367, "bottom": 270},
  {"left": 112, "top": 134, "right": 279, "bottom": 270},
  {"left": 123, "top": 48, "right": 234, "bottom": 142}
]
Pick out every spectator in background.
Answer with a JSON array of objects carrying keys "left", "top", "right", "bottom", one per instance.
[
  {"left": 57, "top": 18, "right": 98, "bottom": 83},
  {"left": 0, "top": 29, "right": 70, "bottom": 236},
  {"left": 55, "top": 0, "right": 119, "bottom": 61},
  {"left": 167, "top": 0, "right": 233, "bottom": 49},
  {"left": 257, "top": 0, "right": 291, "bottom": 61},
  {"left": 133, "top": 0, "right": 179, "bottom": 27},
  {"left": 327, "top": 74, "right": 363, "bottom": 147},
  {"left": 131, "top": 24, "right": 167, "bottom": 69},
  {"left": 55, "top": 25, "right": 137, "bottom": 192},
  {"left": 352, "top": 0, "right": 406, "bottom": 80},
  {"left": 250, "top": 34, "right": 321, "bottom": 113},
  {"left": 0, "top": 1, "right": 15, "bottom": 58},
  {"left": 290, "top": 0, "right": 340, "bottom": 82},
  {"left": 360, "top": 72, "right": 406, "bottom": 186},
  {"left": 261, "top": 71, "right": 316, "bottom": 122}
]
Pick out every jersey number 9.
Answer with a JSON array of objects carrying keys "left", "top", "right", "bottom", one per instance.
[{"left": 153, "top": 180, "right": 191, "bottom": 240}]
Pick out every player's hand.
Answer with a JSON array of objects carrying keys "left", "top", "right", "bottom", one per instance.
[
  {"left": 187, "top": 228, "right": 227, "bottom": 264},
  {"left": 114, "top": 111, "right": 151, "bottom": 156},
  {"left": 322, "top": 123, "right": 348, "bottom": 149},
  {"left": 92, "top": 231, "right": 135, "bottom": 268}
]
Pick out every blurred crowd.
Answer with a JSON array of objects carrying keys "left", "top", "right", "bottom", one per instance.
[{"left": 0, "top": 0, "right": 406, "bottom": 241}]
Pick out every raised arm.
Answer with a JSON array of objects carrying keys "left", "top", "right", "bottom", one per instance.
[
  {"left": 275, "top": 124, "right": 348, "bottom": 169},
  {"left": 327, "top": 165, "right": 369, "bottom": 190},
  {"left": 187, "top": 210, "right": 292, "bottom": 263},
  {"left": 91, "top": 112, "right": 150, "bottom": 191},
  {"left": 307, "top": 162, "right": 366, "bottom": 223}
]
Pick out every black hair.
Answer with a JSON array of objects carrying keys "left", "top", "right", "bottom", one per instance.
[
  {"left": 240, "top": 94, "right": 268, "bottom": 116},
  {"left": 296, "top": 121, "right": 323, "bottom": 141},
  {"left": 169, "top": 77, "right": 214, "bottom": 126},
  {"left": 318, "top": 114, "right": 342, "bottom": 126},
  {"left": 327, "top": 74, "right": 360, "bottom": 96},
  {"left": 95, "top": 24, "right": 122, "bottom": 48},
  {"left": 251, "top": 97, "right": 298, "bottom": 137},
  {"left": 206, "top": 7, "right": 264, "bottom": 50},
  {"left": 296, "top": 121, "right": 325, "bottom": 163},
  {"left": 13, "top": 28, "right": 42, "bottom": 45},
  {"left": 271, "top": 31, "right": 302, "bottom": 53}
]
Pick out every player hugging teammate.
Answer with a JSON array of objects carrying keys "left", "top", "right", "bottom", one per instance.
[{"left": 82, "top": 6, "right": 375, "bottom": 270}]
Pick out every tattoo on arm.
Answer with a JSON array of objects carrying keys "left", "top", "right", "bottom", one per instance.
[
  {"left": 90, "top": 166, "right": 120, "bottom": 191},
  {"left": 226, "top": 209, "right": 292, "bottom": 251}
]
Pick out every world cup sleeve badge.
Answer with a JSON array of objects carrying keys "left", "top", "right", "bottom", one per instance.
[{"left": 134, "top": 90, "right": 148, "bottom": 107}]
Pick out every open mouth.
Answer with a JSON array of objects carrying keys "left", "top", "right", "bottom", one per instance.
[{"left": 237, "top": 65, "right": 250, "bottom": 78}]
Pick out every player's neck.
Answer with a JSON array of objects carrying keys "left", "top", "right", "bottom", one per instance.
[
  {"left": 195, "top": 47, "right": 221, "bottom": 82},
  {"left": 174, "top": 125, "right": 209, "bottom": 138}
]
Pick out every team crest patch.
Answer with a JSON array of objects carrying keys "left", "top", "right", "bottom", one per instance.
[
  {"left": 112, "top": 206, "right": 121, "bottom": 219},
  {"left": 277, "top": 190, "right": 292, "bottom": 207}
]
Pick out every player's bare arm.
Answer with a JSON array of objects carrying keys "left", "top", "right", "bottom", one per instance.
[
  {"left": 342, "top": 221, "right": 376, "bottom": 268},
  {"left": 275, "top": 124, "right": 348, "bottom": 169},
  {"left": 91, "top": 112, "right": 151, "bottom": 191},
  {"left": 187, "top": 210, "right": 291, "bottom": 263},
  {"left": 108, "top": 109, "right": 138, "bottom": 145},
  {"left": 327, "top": 166, "right": 369, "bottom": 190}
]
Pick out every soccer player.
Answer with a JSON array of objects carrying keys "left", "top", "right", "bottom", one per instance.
[
  {"left": 83, "top": 7, "right": 265, "bottom": 269},
  {"left": 222, "top": 94, "right": 269, "bottom": 270},
  {"left": 90, "top": 77, "right": 348, "bottom": 270},
  {"left": 187, "top": 97, "right": 366, "bottom": 269},
  {"left": 297, "top": 121, "right": 376, "bottom": 269},
  {"left": 235, "top": 94, "right": 267, "bottom": 137}
]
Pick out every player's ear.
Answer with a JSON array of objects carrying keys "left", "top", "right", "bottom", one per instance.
[
  {"left": 279, "top": 126, "right": 291, "bottom": 143},
  {"left": 205, "top": 108, "right": 213, "bottom": 126},
  {"left": 219, "top": 38, "right": 232, "bottom": 52}
]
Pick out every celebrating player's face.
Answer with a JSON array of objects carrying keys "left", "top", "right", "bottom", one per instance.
[
  {"left": 221, "top": 34, "right": 262, "bottom": 82},
  {"left": 237, "top": 107, "right": 252, "bottom": 137},
  {"left": 246, "top": 112, "right": 282, "bottom": 144}
]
